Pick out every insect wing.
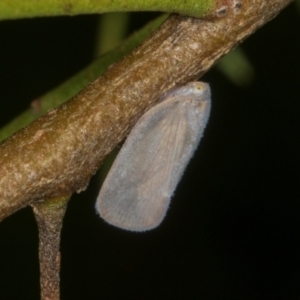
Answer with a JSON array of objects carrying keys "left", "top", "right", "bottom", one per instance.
[{"left": 96, "top": 82, "right": 211, "bottom": 231}]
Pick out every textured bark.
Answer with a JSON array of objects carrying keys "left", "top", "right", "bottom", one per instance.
[
  {"left": 0, "top": 0, "right": 292, "bottom": 221},
  {"left": 32, "top": 197, "right": 68, "bottom": 300}
]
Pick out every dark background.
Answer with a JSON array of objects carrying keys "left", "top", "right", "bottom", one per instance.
[{"left": 0, "top": 4, "right": 299, "bottom": 299}]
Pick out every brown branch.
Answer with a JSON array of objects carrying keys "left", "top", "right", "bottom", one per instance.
[
  {"left": 31, "top": 196, "right": 68, "bottom": 300},
  {"left": 0, "top": 0, "right": 292, "bottom": 221}
]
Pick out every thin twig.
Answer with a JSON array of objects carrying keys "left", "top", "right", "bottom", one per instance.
[
  {"left": 31, "top": 196, "right": 69, "bottom": 300},
  {"left": 0, "top": 0, "right": 237, "bottom": 20}
]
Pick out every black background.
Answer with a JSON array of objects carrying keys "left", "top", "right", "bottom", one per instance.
[{"left": 0, "top": 4, "right": 299, "bottom": 300}]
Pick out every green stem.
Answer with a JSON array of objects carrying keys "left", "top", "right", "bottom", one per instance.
[
  {"left": 0, "top": 0, "right": 217, "bottom": 20},
  {"left": 94, "top": 12, "right": 131, "bottom": 56}
]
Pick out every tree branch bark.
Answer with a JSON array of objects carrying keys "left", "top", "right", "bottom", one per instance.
[
  {"left": 31, "top": 196, "right": 68, "bottom": 300},
  {"left": 0, "top": 0, "right": 292, "bottom": 221}
]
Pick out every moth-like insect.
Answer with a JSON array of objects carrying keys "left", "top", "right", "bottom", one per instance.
[{"left": 96, "top": 82, "right": 211, "bottom": 231}]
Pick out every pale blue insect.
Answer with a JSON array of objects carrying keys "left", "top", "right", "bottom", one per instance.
[{"left": 96, "top": 82, "right": 211, "bottom": 231}]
